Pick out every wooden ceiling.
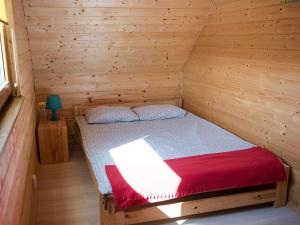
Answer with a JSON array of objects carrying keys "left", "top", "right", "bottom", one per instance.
[
  {"left": 23, "top": 0, "right": 215, "bottom": 140},
  {"left": 183, "top": 0, "right": 300, "bottom": 211}
]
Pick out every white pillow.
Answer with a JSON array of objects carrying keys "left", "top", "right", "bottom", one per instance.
[
  {"left": 85, "top": 106, "right": 139, "bottom": 124},
  {"left": 133, "top": 104, "right": 186, "bottom": 121}
]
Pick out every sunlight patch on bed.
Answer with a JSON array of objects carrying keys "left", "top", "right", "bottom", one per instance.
[
  {"left": 157, "top": 203, "right": 183, "bottom": 220},
  {"left": 109, "top": 138, "right": 181, "bottom": 199},
  {"left": 109, "top": 138, "right": 185, "bottom": 219}
]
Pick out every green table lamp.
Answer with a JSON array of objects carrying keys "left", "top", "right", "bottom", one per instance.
[{"left": 46, "top": 95, "right": 62, "bottom": 121}]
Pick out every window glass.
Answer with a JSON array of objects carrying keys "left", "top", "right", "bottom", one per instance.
[{"left": 0, "top": 36, "right": 6, "bottom": 86}]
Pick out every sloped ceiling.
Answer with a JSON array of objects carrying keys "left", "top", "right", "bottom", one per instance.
[
  {"left": 183, "top": 0, "right": 300, "bottom": 210},
  {"left": 23, "top": 0, "right": 215, "bottom": 139}
]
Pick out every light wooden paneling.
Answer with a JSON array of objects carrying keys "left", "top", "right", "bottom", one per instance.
[
  {"left": 24, "top": 0, "right": 215, "bottom": 142},
  {"left": 182, "top": 0, "right": 300, "bottom": 212},
  {"left": 0, "top": 0, "right": 37, "bottom": 225}
]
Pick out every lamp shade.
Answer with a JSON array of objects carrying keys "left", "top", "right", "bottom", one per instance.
[{"left": 46, "top": 95, "right": 62, "bottom": 110}]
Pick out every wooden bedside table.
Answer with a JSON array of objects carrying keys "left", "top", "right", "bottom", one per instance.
[{"left": 38, "top": 116, "right": 69, "bottom": 164}]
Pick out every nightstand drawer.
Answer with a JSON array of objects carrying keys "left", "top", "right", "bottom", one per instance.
[{"left": 38, "top": 118, "right": 69, "bottom": 164}]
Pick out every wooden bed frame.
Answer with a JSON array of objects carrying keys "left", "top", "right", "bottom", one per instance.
[{"left": 73, "top": 98, "right": 290, "bottom": 225}]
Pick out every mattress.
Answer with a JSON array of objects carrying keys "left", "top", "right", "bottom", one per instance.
[{"left": 76, "top": 113, "right": 255, "bottom": 195}]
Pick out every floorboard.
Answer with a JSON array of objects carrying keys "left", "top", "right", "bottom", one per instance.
[{"left": 37, "top": 148, "right": 300, "bottom": 225}]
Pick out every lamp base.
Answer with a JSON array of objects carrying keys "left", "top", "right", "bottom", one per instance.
[{"left": 50, "top": 110, "right": 59, "bottom": 121}]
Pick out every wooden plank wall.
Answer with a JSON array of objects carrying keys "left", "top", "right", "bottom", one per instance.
[
  {"left": 182, "top": 0, "right": 300, "bottom": 211},
  {"left": 23, "top": 0, "right": 215, "bottom": 142},
  {"left": 0, "top": 0, "right": 38, "bottom": 224}
]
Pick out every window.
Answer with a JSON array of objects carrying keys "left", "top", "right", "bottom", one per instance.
[
  {"left": 0, "top": 21, "right": 11, "bottom": 110},
  {"left": 0, "top": 1, "right": 23, "bottom": 154}
]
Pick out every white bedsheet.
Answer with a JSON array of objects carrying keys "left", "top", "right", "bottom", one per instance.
[{"left": 76, "top": 113, "right": 255, "bottom": 195}]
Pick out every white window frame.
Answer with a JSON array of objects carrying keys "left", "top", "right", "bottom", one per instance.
[{"left": 0, "top": 21, "right": 12, "bottom": 110}]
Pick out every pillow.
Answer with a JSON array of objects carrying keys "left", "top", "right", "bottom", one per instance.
[
  {"left": 85, "top": 106, "right": 139, "bottom": 124},
  {"left": 133, "top": 104, "right": 186, "bottom": 121}
]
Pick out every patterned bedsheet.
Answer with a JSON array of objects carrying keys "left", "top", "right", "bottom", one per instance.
[{"left": 76, "top": 113, "right": 254, "bottom": 194}]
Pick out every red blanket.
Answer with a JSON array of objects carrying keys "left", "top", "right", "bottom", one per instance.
[{"left": 105, "top": 147, "right": 286, "bottom": 209}]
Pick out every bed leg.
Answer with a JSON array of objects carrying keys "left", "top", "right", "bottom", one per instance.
[
  {"left": 274, "top": 164, "right": 290, "bottom": 208},
  {"left": 100, "top": 194, "right": 116, "bottom": 225}
]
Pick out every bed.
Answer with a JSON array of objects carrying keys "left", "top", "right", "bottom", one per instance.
[{"left": 74, "top": 98, "right": 290, "bottom": 225}]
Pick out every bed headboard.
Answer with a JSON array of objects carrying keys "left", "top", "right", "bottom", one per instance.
[{"left": 73, "top": 98, "right": 183, "bottom": 117}]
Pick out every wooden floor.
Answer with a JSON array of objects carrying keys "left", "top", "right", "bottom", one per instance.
[{"left": 37, "top": 148, "right": 300, "bottom": 225}]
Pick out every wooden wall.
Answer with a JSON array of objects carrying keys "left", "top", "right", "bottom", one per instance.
[
  {"left": 182, "top": 0, "right": 300, "bottom": 210},
  {"left": 23, "top": 0, "right": 215, "bottom": 141},
  {"left": 0, "top": 0, "right": 37, "bottom": 224}
]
